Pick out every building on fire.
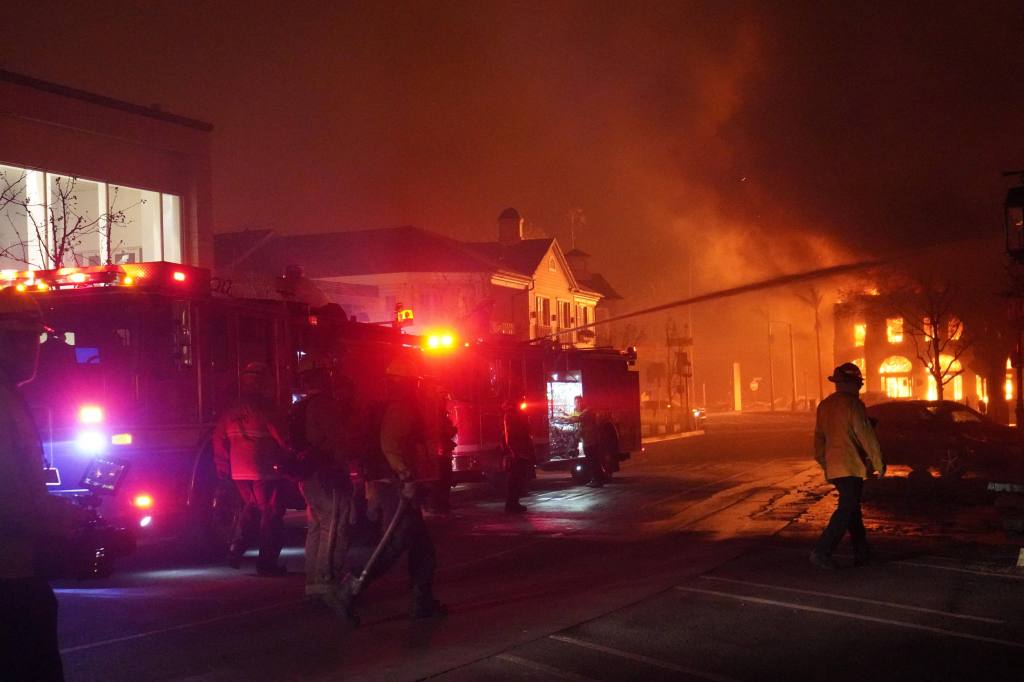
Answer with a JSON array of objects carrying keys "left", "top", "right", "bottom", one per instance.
[
  {"left": 833, "top": 291, "right": 1002, "bottom": 409},
  {"left": 215, "top": 208, "right": 621, "bottom": 348},
  {"left": 0, "top": 70, "right": 213, "bottom": 272}
]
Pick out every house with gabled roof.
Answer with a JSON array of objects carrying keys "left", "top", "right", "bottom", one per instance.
[{"left": 214, "top": 208, "right": 614, "bottom": 347}]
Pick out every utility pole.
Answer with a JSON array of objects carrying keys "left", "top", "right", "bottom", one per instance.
[
  {"left": 787, "top": 323, "right": 798, "bottom": 411},
  {"left": 767, "top": 316, "right": 776, "bottom": 412}
]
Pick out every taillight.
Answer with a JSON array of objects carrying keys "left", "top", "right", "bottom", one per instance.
[{"left": 133, "top": 494, "right": 153, "bottom": 509}]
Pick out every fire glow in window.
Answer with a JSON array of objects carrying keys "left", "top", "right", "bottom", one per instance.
[
  {"left": 886, "top": 318, "right": 903, "bottom": 344},
  {"left": 853, "top": 323, "right": 866, "bottom": 347}
]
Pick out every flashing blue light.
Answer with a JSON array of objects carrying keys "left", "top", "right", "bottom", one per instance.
[{"left": 76, "top": 430, "right": 107, "bottom": 454}]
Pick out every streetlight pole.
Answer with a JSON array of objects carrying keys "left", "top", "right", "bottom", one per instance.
[
  {"left": 769, "top": 320, "right": 798, "bottom": 411},
  {"left": 767, "top": 317, "right": 776, "bottom": 412},
  {"left": 1003, "top": 174, "right": 1024, "bottom": 427}
]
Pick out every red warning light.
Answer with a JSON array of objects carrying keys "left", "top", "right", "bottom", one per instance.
[
  {"left": 172, "top": 271, "right": 187, "bottom": 282},
  {"left": 519, "top": 401, "right": 528, "bottom": 411}
]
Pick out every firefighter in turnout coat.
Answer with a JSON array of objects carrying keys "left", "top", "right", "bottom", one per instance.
[
  {"left": 326, "top": 357, "right": 446, "bottom": 624},
  {"left": 811, "top": 362, "right": 886, "bottom": 569}
]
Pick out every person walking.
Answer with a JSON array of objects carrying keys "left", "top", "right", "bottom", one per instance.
[
  {"left": 292, "top": 368, "right": 354, "bottom": 603},
  {"left": 811, "top": 362, "right": 886, "bottom": 569},
  {"left": 213, "top": 362, "right": 291, "bottom": 576},
  {"left": 0, "top": 290, "right": 88, "bottom": 681},
  {"left": 572, "top": 395, "right": 605, "bottom": 488},
  {"left": 327, "top": 357, "right": 446, "bottom": 624},
  {"left": 502, "top": 399, "right": 535, "bottom": 513}
]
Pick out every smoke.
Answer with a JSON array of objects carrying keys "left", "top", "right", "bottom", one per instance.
[{"left": 3, "top": 0, "right": 1021, "bottom": 405}]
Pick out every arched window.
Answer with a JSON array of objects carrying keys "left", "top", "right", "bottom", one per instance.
[
  {"left": 878, "top": 356, "right": 913, "bottom": 374},
  {"left": 879, "top": 355, "right": 912, "bottom": 398}
]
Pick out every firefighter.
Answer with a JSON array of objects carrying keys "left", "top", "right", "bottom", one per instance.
[
  {"left": 293, "top": 368, "right": 354, "bottom": 603},
  {"left": 0, "top": 289, "right": 88, "bottom": 680},
  {"left": 811, "top": 363, "right": 886, "bottom": 569},
  {"left": 325, "top": 357, "right": 446, "bottom": 623},
  {"left": 502, "top": 399, "right": 535, "bottom": 513},
  {"left": 213, "top": 362, "right": 291, "bottom": 576},
  {"left": 428, "top": 398, "right": 457, "bottom": 514},
  {"left": 572, "top": 395, "right": 605, "bottom": 488}
]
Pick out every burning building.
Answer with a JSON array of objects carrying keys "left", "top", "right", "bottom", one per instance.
[{"left": 834, "top": 290, "right": 994, "bottom": 409}]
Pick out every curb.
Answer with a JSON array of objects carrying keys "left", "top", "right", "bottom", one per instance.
[{"left": 642, "top": 430, "right": 706, "bottom": 445}]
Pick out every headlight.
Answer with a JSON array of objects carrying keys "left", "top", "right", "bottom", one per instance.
[{"left": 75, "top": 430, "right": 107, "bottom": 454}]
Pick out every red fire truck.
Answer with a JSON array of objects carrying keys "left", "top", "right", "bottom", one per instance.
[
  {"left": 9, "top": 261, "right": 639, "bottom": 567},
  {"left": 6, "top": 261, "right": 425, "bottom": 554},
  {"left": 419, "top": 335, "right": 642, "bottom": 485}
]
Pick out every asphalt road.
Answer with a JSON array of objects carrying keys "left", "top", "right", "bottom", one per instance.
[{"left": 54, "top": 412, "right": 1024, "bottom": 681}]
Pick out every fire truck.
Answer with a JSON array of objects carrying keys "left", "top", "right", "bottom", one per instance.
[
  {"left": 419, "top": 335, "right": 642, "bottom": 485},
  {"left": 5, "top": 261, "right": 425, "bottom": 556},
  {"left": 9, "top": 261, "right": 638, "bottom": 569}
]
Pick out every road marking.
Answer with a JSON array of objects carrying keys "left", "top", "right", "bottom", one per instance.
[
  {"left": 550, "top": 635, "right": 740, "bottom": 682},
  {"left": 60, "top": 599, "right": 299, "bottom": 654},
  {"left": 896, "top": 560, "right": 1024, "bottom": 581},
  {"left": 675, "top": 587, "right": 1024, "bottom": 650},
  {"left": 497, "top": 654, "right": 597, "bottom": 680},
  {"left": 700, "top": 576, "right": 1004, "bottom": 624}
]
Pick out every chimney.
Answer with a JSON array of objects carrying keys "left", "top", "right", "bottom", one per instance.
[{"left": 497, "top": 207, "right": 523, "bottom": 246}]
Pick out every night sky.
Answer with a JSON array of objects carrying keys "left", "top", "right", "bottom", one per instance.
[{"left": 4, "top": 1, "right": 1022, "bottom": 402}]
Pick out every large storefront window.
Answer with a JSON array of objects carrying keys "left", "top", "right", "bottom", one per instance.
[{"left": 0, "top": 163, "right": 182, "bottom": 270}]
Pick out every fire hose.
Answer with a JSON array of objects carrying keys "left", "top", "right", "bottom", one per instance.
[{"left": 349, "top": 493, "right": 411, "bottom": 597}]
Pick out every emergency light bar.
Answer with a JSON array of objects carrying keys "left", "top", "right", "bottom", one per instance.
[{"left": 0, "top": 262, "right": 210, "bottom": 296}]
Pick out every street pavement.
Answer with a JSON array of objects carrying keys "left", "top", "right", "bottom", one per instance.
[{"left": 54, "top": 412, "right": 1024, "bottom": 681}]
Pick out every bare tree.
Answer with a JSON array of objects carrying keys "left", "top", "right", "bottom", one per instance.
[
  {"left": 794, "top": 285, "right": 825, "bottom": 402},
  {"left": 881, "top": 272, "right": 970, "bottom": 401},
  {"left": 0, "top": 168, "right": 138, "bottom": 269}
]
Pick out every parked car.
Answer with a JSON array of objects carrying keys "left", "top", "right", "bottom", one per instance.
[
  {"left": 865, "top": 400, "right": 1024, "bottom": 480},
  {"left": 691, "top": 406, "right": 707, "bottom": 430}
]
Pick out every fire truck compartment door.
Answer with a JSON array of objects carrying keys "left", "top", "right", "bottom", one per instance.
[{"left": 581, "top": 359, "right": 642, "bottom": 453}]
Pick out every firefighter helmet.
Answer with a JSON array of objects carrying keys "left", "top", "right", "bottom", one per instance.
[
  {"left": 828, "top": 362, "right": 863, "bottom": 384},
  {"left": 0, "top": 288, "right": 46, "bottom": 333}
]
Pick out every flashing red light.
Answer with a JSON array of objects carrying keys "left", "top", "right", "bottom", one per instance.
[
  {"left": 519, "top": 401, "right": 528, "bottom": 411},
  {"left": 172, "top": 271, "right": 187, "bottom": 282},
  {"left": 133, "top": 493, "right": 153, "bottom": 509},
  {"left": 79, "top": 405, "right": 103, "bottom": 424},
  {"left": 424, "top": 330, "right": 457, "bottom": 352}
]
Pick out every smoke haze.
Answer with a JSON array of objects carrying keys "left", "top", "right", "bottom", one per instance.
[{"left": 3, "top": 1, "right": 1021, "bottom": 403}]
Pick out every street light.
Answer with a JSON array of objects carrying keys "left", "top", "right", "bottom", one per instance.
[
  {"left": 1003, "top": 175, "right": 1024, "bottom": 427},
  {"left": 1004, "top": 183, "right": 1024, "bottom": 263}
]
